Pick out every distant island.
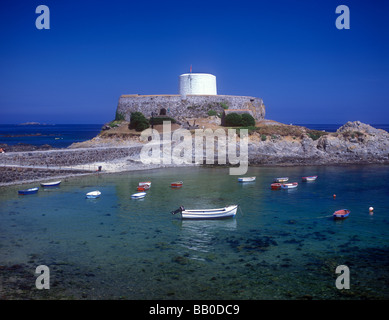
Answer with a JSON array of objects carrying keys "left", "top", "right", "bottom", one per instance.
[{"left": 18, "top": 122, "right": 53, "bottom": 126}]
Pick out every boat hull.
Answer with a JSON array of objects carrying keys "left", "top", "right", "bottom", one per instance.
[
  {"left": 302, "top": 176, "right": 317, "bottom": 182},
  {"left": 18, "top": 187, "right": 39, "bottom": 195},
  {"left": 138, "top": 181, "right": 151, "bottom": 187},
  {"left": 86, "top": 191, "right": 101, "bottom": 199},
  {"left": 275, "top": 177, "right": 289, "bottom": 183},
  {"left": 281, "top": 183, "right": 298, "bottom": 189},
  {"left": 171, "top": 181, "right": 183, "bottom": 188},
  {"left": 41, "top": 180, "right": 61, "bottom": 187},
  {"left": 238, "top": 177, "right": 255, "bottom": 182},
  {"left": 131, "top": 192, "right": 146, "bottom": 199},
  {"left": 271, "top": 183, "right": 282, "bottom": 190},
  {"left": 180, "top": 205, "right": 238, "bottom": 220},
  {"left": 333, "top": 209, "right": 350, "bottom": 220}
]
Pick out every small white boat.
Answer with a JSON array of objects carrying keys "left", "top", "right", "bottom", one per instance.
[
  {"left": 131, "top": 192, "right": 146, "bottom": 199},
  {"left": 138, "top": 181, "right": 151, "bottom": 187},
  {"left": 172, "top": 205, "right": 238, "bottom": 220},
  {"left": 238, "top": 177, "right": 256, "bottom": 182},
  {"left": 86, "top": 190, "right": 101, "bottom": 199},
  {"left": 302, "top": 176, "right": 318, "bottom": 182},
  {"left": 41, "top": 180, "right": 61, "bottom": 187},
  {"left": 275, "top": 177, "right": 289, "bottom": 183},
  {"left": 281, "top": 182, "right": 298, "bottom": 189}
]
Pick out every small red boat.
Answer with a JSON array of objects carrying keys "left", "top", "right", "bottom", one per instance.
[
  {"left": 271, "top": 183, "right": 282, "bottom": 190},
  {"left": 333, "top": 209, "right": 350, "bottom": 220},
  {"left": 171, "top": 181, "right": 183, "bottom": 188},
  {"left": 137, "top": 181, "right": 151, "bottom": 191},
  {"left": 137, "top": 185, "right": 149, "bottom": 191}
]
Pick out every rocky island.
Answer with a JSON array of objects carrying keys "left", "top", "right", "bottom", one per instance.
[{"left": 0, "top": 118, "right": 388, "bottom": 186}]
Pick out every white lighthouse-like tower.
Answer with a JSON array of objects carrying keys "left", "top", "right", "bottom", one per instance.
[{"left": 179, "top": 73, "right": 217, "bottom": 96}]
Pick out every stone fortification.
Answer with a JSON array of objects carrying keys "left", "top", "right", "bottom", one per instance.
[{"left": 116, "top": 94, "right": 265, "bottom": 122}]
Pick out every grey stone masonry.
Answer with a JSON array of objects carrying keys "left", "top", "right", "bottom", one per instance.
[{"left": 116, "top": 94, "right": 265, "bottom": 122}]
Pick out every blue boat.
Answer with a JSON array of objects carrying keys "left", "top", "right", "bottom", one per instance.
[{"left": 18, "top": 187, "right": 39, "bottom": 195}]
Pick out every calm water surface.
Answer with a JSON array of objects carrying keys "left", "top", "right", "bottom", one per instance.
[{"left": 1, "top": 165, "right": 388, "bottom": 299}]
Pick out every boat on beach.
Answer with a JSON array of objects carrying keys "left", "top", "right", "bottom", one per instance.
[
  {"left": 281, "top": 182, "right": 298, "bottom": 189},
  {"left": 275, "top": 177, "right": 289, "bottom": 183},
  {"left": 18, "top": 187, "right": 39, "bottom": 195},
  {"left": 86, "top": 191, "right": 101, "bottom": 199},
  {"left": 171, "top": 181, "right": 183, "bottom": 188},
  {"left": 271, "top": 183, "right": 282, "bottom": 190},
  {"left": 171, "top": 205, "right": 239, "bottom": 219},
  {"left": 131, "top": 192, "right": 146, "bottom": 199},
  {"left": 238, "top": 177, "right": 256, "bottom": 182},
  {"left": 333, "top": 209, "right": 350, "bottom": 220},
  {"left": 41, "top": 180, "right": 61, "bottom": 187},
  {"left": 302, "top": 176, "right": 318, "bottom": 181}
]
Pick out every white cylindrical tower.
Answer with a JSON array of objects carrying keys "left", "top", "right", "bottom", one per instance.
[{"left": 179, "top": 73, "right": 217, "bottom": 95}]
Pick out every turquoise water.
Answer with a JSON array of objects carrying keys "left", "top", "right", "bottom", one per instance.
[{"left": 1, "top": 165, "right": 388, "bottom": 299}]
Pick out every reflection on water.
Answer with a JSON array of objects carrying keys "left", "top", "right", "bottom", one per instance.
[{"left": 177, "top": 219, "right": 238, "bottom": 255}]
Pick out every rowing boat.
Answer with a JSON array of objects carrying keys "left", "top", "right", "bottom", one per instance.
[
  {"left": 41, "top": 180, "right": 61, "bottom": 187},
  {"left": 131, "top": 192, "right": 146, "bottom": 199},
  {"left": 333, "top": 209, "right": 350, "bottom": 220},
  {"left": 275, "top": 177, "right": 289, "bottom": 183},
  {"left": 171, "top": 181, "right": 183, "bottom": 188},
  {"left": 302, "top": 176, "right": 318, "bottom": 181},
  {"left": 18, "top": 187, "right": 39, "bottom": 195},
  {"left": 271, "top": 183, "right": 282, "bottom": 190},
  {"left": 171, "top": 205, "right": 238, "bottom": 219},
  {"left": 281, "top": 182, "right": 298, "bottom": 189},
  {"left": 238, "top": 177, "right": 256, "bottom": 182},
  {"left": 86, "top": 190, "right": 101, "bottom": 199}
]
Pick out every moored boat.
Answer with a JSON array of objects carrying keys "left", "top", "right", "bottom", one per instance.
[
  {"left": 333, "top": 209, "right": 350, "bottom": 220},
  {"left": 18, "top": 187, "right": 39, "bottom": 195},
  {"left": 275, "top": 177, "right": 289, "bottom": 183},
  {"left": 271, "top": 183, "right": 282, "bottom": 190},
  {"left": 171, "top": 205, "right": 238, "bottom": 220},
  {"left": 238, "top": 177, "right": 256, "bottom": 182},
  {"left": 137, "top": 184, "right": 150, "bottom": 191},
  {"left": 302, "top": 176, "right": 318, "bottom": 182},
  {"left": 131, "top": 192, "right": 146, "bottom": 199},
  {"left": 86, "top": 190, "right": 101, "bottom": 199},
  {"left": 281, "top": 182, "right": 298, "bottom": 189},
  {"left": 138, "top": 181, "right": 151, "bottom": 187},
  {"left": 171, "top": 181, "right": 183, "bottom": 188},
  {"left": 41, "top": 180, "right": 61, "bottom": 187}
]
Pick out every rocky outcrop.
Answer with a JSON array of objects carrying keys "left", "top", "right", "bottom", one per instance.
[{"left": 248, "top": 121, "right": 389, "bottom": 165}]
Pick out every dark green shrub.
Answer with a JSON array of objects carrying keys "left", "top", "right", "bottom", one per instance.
[
  {"left": 207, "top": 110, "right": 217, "bottom": 116},
  {"left": 241, "top": 113, "right": 255, "bottom": 127},
  {"left": 129, "top": 112, "right": 150, "bottom": 131},
  {"left": 224, "top": 113, "right": 242, "bottom": 126},
  {"left": 220, "top": 102, "right": 229, "bottom": 110}
]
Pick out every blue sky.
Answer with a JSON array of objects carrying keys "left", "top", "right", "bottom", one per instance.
[{"left": 0, "top": 0, "right": 388, "bottom": 124}]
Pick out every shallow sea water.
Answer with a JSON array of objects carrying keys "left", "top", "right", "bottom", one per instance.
[{"left": 0, "top": 165, "right": 388, "bottom": 299}]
